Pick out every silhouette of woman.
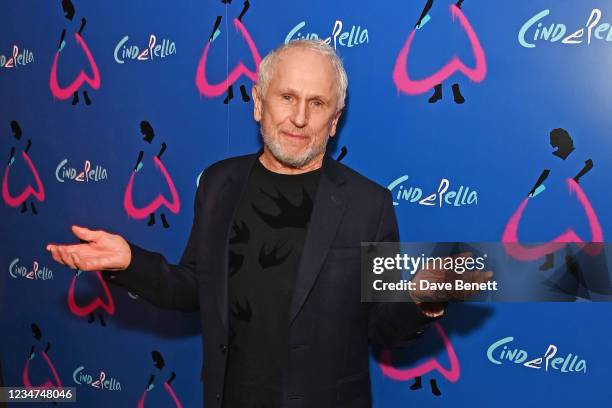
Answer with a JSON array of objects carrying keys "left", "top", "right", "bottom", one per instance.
[
  {"left": 524, "top": 128, "right": 594, "bottom": 270},
  {"left": 501, "top": 128, "right": 601, "bottom": 276},
  {"left": 138, "top": 350, "right": 181, "bottom": 408},
  {"left": 414, "top": 0, "right": 468, "bottom": 104},
  {"left": 23, "top": 323, "right": 62, "bottom": 389},
  {"left": 124, "top": 121, "right": 180, "bottom": 228},
  {"left": 198, "top": 0, "right": 259, "bottom": 103},
  {"left": 50, "top": 0, "right": 100, "bottom": 105},
  {"left": 2, "top": 120, "right": 45, "bottom": 214}
]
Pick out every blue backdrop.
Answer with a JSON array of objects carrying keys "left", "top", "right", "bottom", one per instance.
[{"left": 1, "top": 0, "right": 611, "bottom": 406}]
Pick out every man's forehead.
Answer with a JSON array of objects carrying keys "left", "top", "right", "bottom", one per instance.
[
  {"left": 270, "top": 48, "right": 337, "bottom": 92},
  {"left": 276, "top": 47, "right": 333, "bottom": 70}
]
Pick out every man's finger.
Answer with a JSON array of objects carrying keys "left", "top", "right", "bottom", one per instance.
[
  {"left": 75, "top": 254, "right": 100, "bottom": 271},
  {"left": 48, "top": 247, "right": 66, "bottom": 266},
  {"left": 58, "top": 246, "right": 77, "bottom": 269},
  {"left": 70, "top": 252, "right": 82, "bottom": 270},
  {"left": 71, "top": 225, "right": 103, "bottom": 242}
]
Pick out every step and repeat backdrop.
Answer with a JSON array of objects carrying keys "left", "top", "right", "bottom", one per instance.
[{"left": 1, "top": 0, "right": 611, "bottom": 406}]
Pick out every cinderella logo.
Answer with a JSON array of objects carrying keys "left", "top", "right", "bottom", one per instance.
[
  {"left": 393, "top": 3, "right": 486, "bottom": 97},
  {"left": 487, "top": 337, "right": 587, "bottom": 373},
  {"left": 0, "top": 45, "right": 34, "bottom": 68}
]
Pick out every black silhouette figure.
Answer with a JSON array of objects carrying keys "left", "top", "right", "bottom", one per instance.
[
  {"left": 85, "top": 304, "right": 106, "bottom": 326},
  {"left": 134, "top": 121, "right": 170, "bottom": 228},
  {"left": 58, "top": 1, "right": 92, "bottom": 106},
  {"left": 258, "top": 241, "right": 292, "bottom": 269},
  {"left": 7, "top": 121, "right": 38, "bottom": 215},
  {"left": 409, "top": 376, "right": 442, "bottom": 397},
  {"left": 28, "top": 323, "right": 51, "bottom": 362},
  {"left": 28, "top": 323, "right": 50, "bottom": 361},
  {"left": 252, "top": 186, "right": 313, "bottom": 229},
  {"left": 336, "top": 146, "right": 348, "bottom": 162},
  {"left": 208, "top": 1, "right": 252, "bottom": 104},
  {"left": 61, "top": 0, "right": 75, "bottom": 20},
  {"left": 26, "top": 324, "right": 61, "bottom": 406},
  {"left": 415, "top": 0, "right": 466, "bottom": 104},
  {"left": 526, "top": 128, "right": 594, "bottom": 271},
  {"left": 145, "top": 350, "right": 176, "bottom": 392}
]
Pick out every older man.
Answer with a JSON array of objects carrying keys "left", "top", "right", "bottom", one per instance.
[{"left": 47, "top": 40, "right": 486, "bottom": 407}]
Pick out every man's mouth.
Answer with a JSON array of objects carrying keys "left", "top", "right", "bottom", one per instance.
[{"left": 281, "top": 130, "right": 308, "bottom": 140}]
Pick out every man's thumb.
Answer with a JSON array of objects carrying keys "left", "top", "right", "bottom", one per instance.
[{"left": 71, "top": 225, "right": 100, "bottom": 242}]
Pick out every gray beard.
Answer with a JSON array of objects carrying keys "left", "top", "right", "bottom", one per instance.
[{"left": 260, "top": 128, "right": 328, "bottom": 169}]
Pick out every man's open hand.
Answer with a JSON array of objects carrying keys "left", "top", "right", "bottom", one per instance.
[{"left": 46, "top": 225, "right": 131, "bottom": 272}]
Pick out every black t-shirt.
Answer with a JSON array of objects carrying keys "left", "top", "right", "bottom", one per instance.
[{"left": 222, "top": 158, "right": 321, "bottom": 408}]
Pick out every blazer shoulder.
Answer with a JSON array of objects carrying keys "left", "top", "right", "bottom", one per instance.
[
  {"left": 333, "top": 160, "right": 390, "bottom": 200},
  {"left": 199, "top": 153, "right": 254, "bottom": 187},
  {"left": 205, "top": 153, "right": 253, "bottom": 175}
]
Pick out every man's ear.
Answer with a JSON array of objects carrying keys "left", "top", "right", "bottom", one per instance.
[
  {"left": 252, "top": 85, "right": 262, "bottom": 122},
  {"left": 329, "top": 109, "right": 343, "bottom": 138}
]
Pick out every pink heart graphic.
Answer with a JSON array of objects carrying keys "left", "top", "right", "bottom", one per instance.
[
  {"left": 67, "top": 271, "right": 116, "bottom": 317},
  {"left": 2, "top": 151, "right": 45, "bottom": 207},
  {"left": 23, "top": 351, "right": 62, "bottom": 389},
  {"left": 502, "top": 178, "right": 603, "bottom": 260},
  {"left": 378, "top": 322, "right": 460, "bottom": 382},
  {"left": 393, "top": 5, "right": 487, "bottom": 95},
  {"left": 138, "top": 382, "right": 183, "bottom": 408},
  {"left": 50, "top": 32, "right": 101, "bottom": 100},
  {"left": 195, "top": 18, "right": 261, "bottom": 97},
  {"left": 124, "top": 156, "right": 180, "bottom": 219}
]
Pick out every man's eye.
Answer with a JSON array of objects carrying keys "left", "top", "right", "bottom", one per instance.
[
  {"left": 312, "top": 100, "right": 323, "bottom": 107},
  {"left": 282, "top": 95, "right": 293, "bottom": 101}
]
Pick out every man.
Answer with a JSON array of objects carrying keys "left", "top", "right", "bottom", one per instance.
[{"left": 47, "top": 40, "right": 489, "bottom": 407}]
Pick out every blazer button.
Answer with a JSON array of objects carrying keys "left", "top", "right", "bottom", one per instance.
[{"left": 220, "top": 344, "right": 228, "bottom": 353}]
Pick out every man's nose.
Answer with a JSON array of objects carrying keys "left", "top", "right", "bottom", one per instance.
[{"left": 291, "top": 100, "right": 308, "bottom": 128}]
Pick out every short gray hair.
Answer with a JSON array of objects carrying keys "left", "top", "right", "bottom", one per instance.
[{"left": 255, "top": 39, "right": 348, "bottom": 111}]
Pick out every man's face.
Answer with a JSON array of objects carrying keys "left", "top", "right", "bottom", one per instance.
[{"left": 253, "top": 47, "right": 342, "bottom": 170}]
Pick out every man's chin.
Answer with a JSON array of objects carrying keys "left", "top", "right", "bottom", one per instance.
[{"left": 270, "top": 148, "right": 312, "bottom": 169}]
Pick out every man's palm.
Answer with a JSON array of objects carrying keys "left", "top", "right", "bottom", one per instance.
[{"left": 46, "top": 225, "right": 131, "bottom": 272}]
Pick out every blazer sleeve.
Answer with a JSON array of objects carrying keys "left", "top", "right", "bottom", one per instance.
[
  {"left": 367, "top": 189, "right": 438, "bottom": 348},
  {"left": 101, "top": 170, "right": 207, "bottom": 312}
]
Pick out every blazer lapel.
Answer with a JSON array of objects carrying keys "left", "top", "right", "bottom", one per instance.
[{"left": 289, "top": 155, "right": 347, "bottom": 326}]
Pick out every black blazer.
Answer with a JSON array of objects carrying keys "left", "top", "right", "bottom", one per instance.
[{"left": 106, "top": 151, "right": 432, "bottom": 407}]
